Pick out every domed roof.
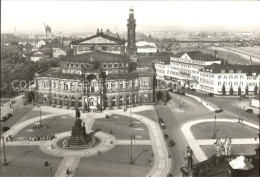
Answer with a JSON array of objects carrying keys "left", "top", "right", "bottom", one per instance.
[{"left": 45, "top": 25, "right": 51, "bottom": 33}]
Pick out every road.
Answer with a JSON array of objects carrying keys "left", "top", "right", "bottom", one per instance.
[
  {"left": 0, "top": 95, "right": 34, "bottom": 135},
  {"left": 183, "top": 90, "right": 259, "bottom": 125},
  {"left": 154, "top": 92, "right": 213, "bottom": 177},
  {"left": 153, "top": 90, "right": 259, "bottom": 176}
]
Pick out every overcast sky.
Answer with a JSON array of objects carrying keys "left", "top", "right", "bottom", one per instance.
[{"left": 2, "top": 1, "right": 260, "bottom": 34}]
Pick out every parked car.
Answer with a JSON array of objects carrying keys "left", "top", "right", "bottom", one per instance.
[
  {"left": 2, "top": 126, "right": 10, "bottom": 132},
  {"left": 215, "top": 109, "right": 223, "bottom": 113},
  {"left": 160, "top": 122, "right": 166, "bottom": 129},
  {"left": 245, "top": 109, "right": 253, "bottom": 114},
  {"left": 1, "top": 116, "right": 7, "bottom": 122},
  {"left": 168, "top": 89, "right": 173, "bottom": 92},
  {"left": 208, "top": 93, "right": 214, "bottom": 97},
  {"left": 191, "top": 89, "right": 196, "bottom": 92},
  {"left": 180, "top": 91, "right": 185, "bottom": 95},
  {"left": 6, "top": 113, "right": 13, "bottom": 119}
]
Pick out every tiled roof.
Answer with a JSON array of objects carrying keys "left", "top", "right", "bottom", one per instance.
[
  {"left": 71, "top": 32, "right": 125, "bottom": 45},
  {"left": 201, "top": 63, "right": 260, "bottom": 75},
  {"left": 174, "top": 51, "right": 221, "bottom": 61},
  {"left": 64, "top": 51, "right": 128, "bottom": 63},
  {"left": 137, "top": 45, "right": 156, "bottom": 49},
  {"left": 58, "top": 48, "right": 73, "bottom": 52}
]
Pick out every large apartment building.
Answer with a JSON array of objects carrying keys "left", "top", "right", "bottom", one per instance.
[
  {"left": 155, "top": 51, "right": 260, "bottom": 96},
  {"left": 199, "top": 64, "right": 260, "bottom": 95},
  {"left": 155, "top": 51, "right": 221, "bottom": 88}
]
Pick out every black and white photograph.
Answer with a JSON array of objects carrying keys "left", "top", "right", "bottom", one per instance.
[{"left": 1, "top": 1, "right": 260, "bottom": 177}]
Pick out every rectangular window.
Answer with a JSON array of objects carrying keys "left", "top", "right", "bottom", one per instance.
[
  {"left": 102, "top": 47, "right": 107, "bottom": 51},
  {"left": 90, "top": 47, "right": 95, "bottom": 50},
  {"left": 114, "top": 64, "right": 118, "bottom": 68},
  {"left": 71, "top": 64, "right": 74, "bottom": 67},
  {"left": 103, "top": 64, "right": 107, "bottom": 68},
  {"left": 67, "top": 64, "right": 69, "bottom": 67},
  {"left": 76, "top": 64, "right": 78, "bottom": 67},
  {"left": 109, "top": 64, "right": 113, "bottom": 68}
]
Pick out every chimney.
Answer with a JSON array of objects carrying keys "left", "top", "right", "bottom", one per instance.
[
  {"left": 97, "top": 28, "right": 99, "bottom": 34},
  {"left": 215, "top": 50, "right": 217, "bottom": 59},
  {"left": 249, "top": 56, "right": 252, "bottom": 65}
]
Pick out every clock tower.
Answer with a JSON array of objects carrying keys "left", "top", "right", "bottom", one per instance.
[{"left": 127, "top": 7, "right": 137, "bottom": 59}]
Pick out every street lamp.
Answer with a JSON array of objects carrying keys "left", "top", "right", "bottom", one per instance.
[
  {"left": 130, "top": 135, "right": 135, "bottom": 164},
  {"left": 44, "top": 161, "right": 53, "bottom": 177},
  {"left": 213, "top": 115, "right": 217, "bottom": 139},
  {"left": 130, "top": 107, "right": 133, "bottom": 127},
  {"left": 130, "top": 149, "right": 148, "bottom": 165},
  {"left": 39, "top": 105, "right": 42, "bottom": 127},
  {"left": 1, "top": 136, "right": 8, "bottom": 165}
]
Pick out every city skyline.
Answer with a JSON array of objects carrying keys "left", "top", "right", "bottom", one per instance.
[{"left": 1, "top": 1, "right": 260, "bottom": 34}]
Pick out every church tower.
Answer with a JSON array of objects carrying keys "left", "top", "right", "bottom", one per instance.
[{"left": 127, "top": 7, "right": 137, "bottom": 59}]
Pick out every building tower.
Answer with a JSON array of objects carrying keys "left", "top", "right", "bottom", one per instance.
[{"left": 127, "top": 7, "right": 137, "bottom": 59}]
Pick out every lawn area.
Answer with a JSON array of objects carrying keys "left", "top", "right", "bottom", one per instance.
[
  {"left": 92, "top": 114, "right": 150, "bottom": 140},
  {"left": 190, "top": 122, "right": 259, "bottom": 139},
  {"left": 16, "top": 110, "right": 50, "bottom": 124},
  {"left": 14, "top": 114, "right": 75, "bottom": 140},
  {"left": 1, "top": 104, "right": 35, "bottom": 134},
  {"left": 75, "top": 145, "right": 153, "bottom": 177},
  {"left": 135, "top": 110, "right": 158, "bottom": 122},
  {"left": 200, "top": 144, "right": 259, "bottom": 158},
  {"left": 0, "top": 146, "right": 62, "bottom": 177},
  {"left": 1, "top": 99, "right": 10, "bottom": 104},
  {"left": 237, "top": 47, "right": 260, "bottom": 56}
]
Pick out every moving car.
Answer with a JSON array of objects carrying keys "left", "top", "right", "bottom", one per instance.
[{"left": 245, "top": 109, "right": 253, "bottom": 114}]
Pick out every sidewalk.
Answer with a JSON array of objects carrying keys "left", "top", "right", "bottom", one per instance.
[
  {"left": 185, "top": 93, "right": 219, "bottom": 112},
  {"left": 236, "top": 101, "right": 259, "bottom": 115}
]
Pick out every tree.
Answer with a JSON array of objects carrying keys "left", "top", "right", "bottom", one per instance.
[
  {"left": 230, "top": 85, "right": 234, "bottom": 95},
  {"left": 222, "top": 84, "right": 226, "bottom": 96},
  {"left": 238, "top": 86, "right": 241, "bottom": 96},
  {"left": 254, "top": 85, "right": 258, "bottom": 95},
  {"left": 76, "top": 108, "right": 81, "bottom": 119},
  {"left": 245, "top": 86, "right": 249, "bottom": 95}
]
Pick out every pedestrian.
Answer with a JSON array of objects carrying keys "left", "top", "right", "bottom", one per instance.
[
  {"left": 148, "top": 159, "right": 152, "bottom": 164},
  {"left": 66, "top": 168, "right": 70, "bottom": 175},
  {"left": 255, "top": 137, "right": 257, "bottom": 141}
]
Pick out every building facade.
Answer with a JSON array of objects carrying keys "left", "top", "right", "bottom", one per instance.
[
  {"left": 155, "top": 51, "right": 221, "bottom": 89},
  {"left": 26, "top": 7, "right": 156, "bottom": 111},
  {"left": 29, "top": 51, "right": 155, "bottom": 111},
  {"left": 127, "top": 7, "right": 137, "bottom": 60},
  {"left": 71, "top": 30, "right": 125, "bottom": 55},
  {"left": 199, "top": 64, "right": 260, "bottom": 95}
]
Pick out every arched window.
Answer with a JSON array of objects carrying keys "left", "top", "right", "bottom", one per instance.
[
  {"left": 64, "top": 82, "right": 68, "bottom": 90},
  {"left": 78, "top": 83, "right": 83, "bottom": 91},
  {"left": 126, "top": 81, "right": 129, "bottom": 89},
  {"left": 132, "top": 80, "right": 135, "bottom": 88},
  {"left": 119, "top": 82, "right": 123, "bottom": 89},
  {"left": 111, "top": 82, "right": 115, "bottom": 91},
  {"left": 71, "top": 82, "right": 75, "bottom": 91},
  {"left": 126, "top": 95, "right": 130, "bottom": 105},
  {"left": 112, "top": 96, "right": 116, "bottom": 106},
  {"left": 89, "top": 98, "right": 94, "bottom": 107},
  {"left": 119, "top": 96, "right": 123, "bottom": 106},
  {"left": 132, "top": 94, "right": 136, "bottom": 104}
]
